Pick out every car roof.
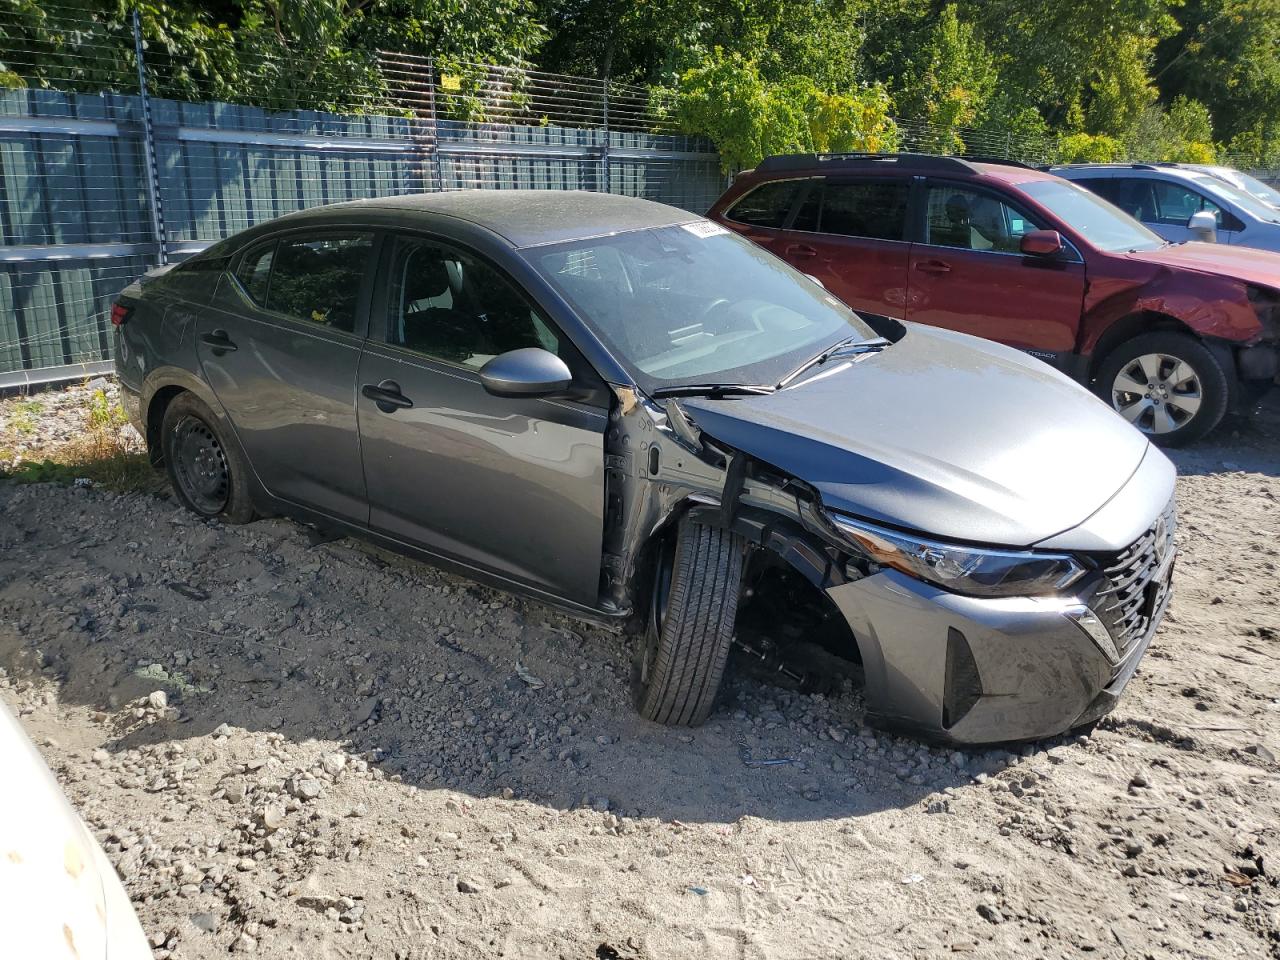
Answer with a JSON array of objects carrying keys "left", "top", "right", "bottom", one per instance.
[
  {"left": 741, "top": 153, "right": 1061, "bottom": 188},
  {"left": 261, "top": 189, "right": 699, "bottom": 249},
  {"left": 1050, "top": 163, "right": 1208, "bottom": 182}
]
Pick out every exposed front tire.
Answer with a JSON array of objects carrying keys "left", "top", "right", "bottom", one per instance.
[
  {"left": 161, "top": 393, "right": 256, "bottom": 524},
  {"left": 631, "top": 518, "right": 745, "bottom": 727},
  {"left": 1094, "top": 332, "right": 1229, "bottom": 446}
]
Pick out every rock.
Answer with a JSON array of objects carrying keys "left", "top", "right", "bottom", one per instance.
[
  {"left": 147, "top": 690, "right": 168, "bottom": 710},
  {"left": 231, "top": 932, "right": 257, "bottom": 952},
  {"left": 91, "top": 748, "right": 109, "bottom": 764},
  {"left": 223, "top": 781, "right": 246, "bottom": 804},
  {"left": 321, "top": 753, "right": 347, "bottom": 777},
  {"left": 1129, "top": 772, "right": 1150, "bottom": 789},
  {"left": 354, "top": 697, "right": 380, "bottom": 725},
  {"left": 1246, "top": 744, "right": 1275, "bottom": 763},
  {"left": 977, "top": 904, "right": 1003, "bottom": 924},
  {"left": 190, "top": 913, "right": 218, "bottom": 934},
  {"left": 456, "top": 878, "right": 482, "bottom": 894},
  {"left": 261, "top": 804, "right": 286, "bottom": 831},
  {"left": 213, "top": 723, "right": 233, "bottom": 738},
  {"left": 291, "top": 777, "right": 323, "bottom": 801}
]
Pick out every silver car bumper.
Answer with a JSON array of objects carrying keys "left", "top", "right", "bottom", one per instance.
[{"left": 826, "top": 559, "right": 1172, "bottom": 745}]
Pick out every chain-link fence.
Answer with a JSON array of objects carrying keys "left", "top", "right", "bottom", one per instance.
[{"left": 0, "top": 7, "right": 722, "bottom": 384}]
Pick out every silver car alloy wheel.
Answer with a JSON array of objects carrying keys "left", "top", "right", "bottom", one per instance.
[{"left": 1111, "top": 352, "right": 1204, "bottom": 435}]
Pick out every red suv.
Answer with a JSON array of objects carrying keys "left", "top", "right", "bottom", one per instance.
[{"left": 707, "top": 153, "right": 1279, "bottom": 444}]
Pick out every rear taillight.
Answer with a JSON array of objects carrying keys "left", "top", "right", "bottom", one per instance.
[{"left": 110, "top": 302, "right": 131, "bottom": 326}]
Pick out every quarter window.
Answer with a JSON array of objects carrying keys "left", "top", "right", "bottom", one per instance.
[
  {"left": 725, "top": 180, "right": 803, "bottom": 229},
  {"left": 925, "top": 186, "right": 1042, "bottom": 253},
  {"left": 819, "top": 181, "right": 910, "bottom": 241},
  {"left": 252, "top": 234, "right": 374, "bottom": 333},
  {"left": 385, "top": 236, "right": 562, "bottom": 368}
]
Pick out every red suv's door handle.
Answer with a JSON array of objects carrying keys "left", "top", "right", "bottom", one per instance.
[
  {"left": 785, "top": 243, "right": 818, "bottom": 260},
  {"left": 915, "top": 259, "right": 952, "bottom": 274}
]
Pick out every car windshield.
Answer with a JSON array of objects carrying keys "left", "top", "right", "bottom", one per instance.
[
  {"left": 528, "top": 223, "right": 876, "bottom": 391},
  {"left": 1222, "top": 170, "right": 1280, "bottom": 209},
  {"left": 1192, "top": 175, "right": 1280, "bottom": 223},
  {"left": 1021, "top": 179, "right": 1165, "bottom": 252}
]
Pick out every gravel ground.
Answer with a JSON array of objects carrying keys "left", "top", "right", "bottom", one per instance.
[{"left": 1, "top": 382, "right": 1278, "bottom": 959}]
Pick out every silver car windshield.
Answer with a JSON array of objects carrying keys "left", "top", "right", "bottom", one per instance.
[
  {"left": 1192, "top": 175, "right": 1280, "bottom": 224},
  {"left": 530, "top": 223, "right": 876, "bottom": 391},
  {"left": 1218, "top": 169, "right": 1280, "bottom": 209},
  {"left": 1022, "top": 179, "right": 1165, "bottom": 252}
]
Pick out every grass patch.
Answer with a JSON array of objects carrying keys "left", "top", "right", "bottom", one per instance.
[
  {"left": 6, "top": 399, "right": 43, "bottom": 435},
  {"left": 0, "top": 386, "right": 164, "bottom": 494}
]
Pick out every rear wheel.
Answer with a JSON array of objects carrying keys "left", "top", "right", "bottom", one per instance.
[
  {"left": 631, "top": 518, "right": 745, "bottom": 727},
  {"left": 1094, "top": 332, "right": 1229, "bottom": 446},
  {"left": 161, "top": 393, "right": 256, "bottom": 523}
]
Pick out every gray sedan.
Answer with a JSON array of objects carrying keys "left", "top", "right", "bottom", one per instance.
[{"left": 113, "top": 191, "right": 1175, "bottom": 744}]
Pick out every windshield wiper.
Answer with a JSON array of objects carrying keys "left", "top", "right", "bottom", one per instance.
[
  {"left": 776, "top": 336, "right": 891, "bottom": 389},
  {"left": 649, "top": 383, "right": 776, "bottom": 399}
]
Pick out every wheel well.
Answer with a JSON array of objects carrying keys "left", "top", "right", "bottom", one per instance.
[
  {"left": 145, "top": 385, "right": 188, "bottom": 465},
  {"left": 1087, "top": 312, "right": 1195, "bottom": 382}
]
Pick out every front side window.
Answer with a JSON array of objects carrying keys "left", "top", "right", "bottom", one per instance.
[
  {"left": 258, "top": 234, "right": 374, "bottom": 333},
  {"left": 925, "top": 185, "right": 1041, "bottom": 253},
  {"left": 1150, "top": 181, "right": 1222, "bottom": 226},
  {"left": 385, "top": 235, "right": 562, "bottom": 368},
  {"left": 530, "top": 223, "right": 875, "bottom": 391},
  {"left": 725, "top": 180, "right": 803, "bottom": 229},
  {"left": 819, "top": 180, "right": 910, "bottom": 241},
  {"left": 1020, "top": 179, "right": 1164, "bottom": 252}
]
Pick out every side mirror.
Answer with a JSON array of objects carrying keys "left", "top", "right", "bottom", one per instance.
[
  {"left": 1188, "top": 210, "right": 1218, "bottom": 243},
  {"left": 1020, "top": 230, "right": 1064, "bottom": 256},
  {"left": 478, "top": 347, "right": 573, "bottom": 399}
]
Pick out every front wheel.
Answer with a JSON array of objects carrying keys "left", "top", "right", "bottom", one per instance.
[
  {"left": 1093, "top": 332, "right": 1230, "bottom": 447},
  {"left": 631, "top": 518, "right": 745, "bottom": 727}
]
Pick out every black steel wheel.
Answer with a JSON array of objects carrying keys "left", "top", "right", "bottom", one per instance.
[{"left": 160, "top": 392, "right": 257, "bottom": 523}]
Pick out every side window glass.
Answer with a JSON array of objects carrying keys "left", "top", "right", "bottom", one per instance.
[
  {"left": 819, "top": 181, "right": 910, "bottom": 241},
  {"left": 263, "top": 235, "right": 374, "bottom": 333},
  {"left": 386, "top": 236, "right": 562, "bottom": 368},
  {"left": 790, "top": 183, "right": 821, "bottom": 231},
  {"left": 235, "top": 242, "right": 275, "bottom": 305},
  {"left": 1151, "top": 181, "right": 1222, "bottom": 226},
  {"left": 1107, "top": 178, "right": 1156, "bottom": 221},
  {"left": 925, "top": 186, "right": 1041, "bottom": 253},
  {"left": 725, "top": 180, "right": 801, "bottom": 229}
]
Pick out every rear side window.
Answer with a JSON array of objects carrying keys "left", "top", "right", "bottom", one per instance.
[
  {"left": 256, "top": 235, "right": 374, "bottom": 332},
  {"left": 819, "top": 181, "right": 910, "bottom": 241},
  {"left": 235, "top": 243, "right": 275, "bottom": 304},
  {"left": 725, "top": 180, "right": 802, "bottom": 228}
]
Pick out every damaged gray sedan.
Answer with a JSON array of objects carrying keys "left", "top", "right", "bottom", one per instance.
[{"left": 114, "top": 191, "right": 1176, "bottom": 745}]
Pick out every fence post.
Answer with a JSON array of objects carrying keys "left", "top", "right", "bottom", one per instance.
[
  {"left": 600, "top": 80, "right": 611, "bottom": 194},
  {"left": 132, "top": 11, "right": 168, "bottom": 265},
  {"left": 425, "top": 57, "right": 444, "bottom": 193}
]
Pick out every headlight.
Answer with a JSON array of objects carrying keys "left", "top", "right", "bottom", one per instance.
[{"left": 830, "top": 515, "right": 1086, "bottom": 598}]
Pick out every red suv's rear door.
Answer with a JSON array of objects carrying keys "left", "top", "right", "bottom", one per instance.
[
  {"left": 905, "top": 180, "right": 1086, "bottom": 356},
  {"left": 776, "top": 177, "right": 912, "bottom": 317}
]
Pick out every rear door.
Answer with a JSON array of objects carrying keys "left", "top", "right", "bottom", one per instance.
[
  {"left": 197, "top": 230, "right": 376, "bottom": 522},
  {"left": 356, "top": 231, "right": 608, "bottom": 605},
  {"left": 776, "top": 177, "right": 912, "bottom": 316},
  {"left": 904, "top": 181, "right": 1086, "bottom": 355}
]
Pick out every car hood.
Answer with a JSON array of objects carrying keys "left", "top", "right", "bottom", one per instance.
[
  {"left": 0, "top": 701, "right": 151, "bottom": 960},
  {"left": 680, "top": 324, "right": 1151, "bottom": 548},
  {"left": 1125, "top": 241, "right": 1280, "bottom": 291}
]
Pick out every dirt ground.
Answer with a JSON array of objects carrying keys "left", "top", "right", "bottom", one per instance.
[{"left": 1, "top": 382, "right": 1278, "bottom": 960}]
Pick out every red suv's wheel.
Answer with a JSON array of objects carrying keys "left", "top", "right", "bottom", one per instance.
[{"left": 1094, "top": 332, "right": 1229, "bottom": 446}]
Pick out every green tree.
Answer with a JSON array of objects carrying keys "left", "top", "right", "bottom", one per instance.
[{"left": 896, "top": 4, "right": 996, "bottom": 153}]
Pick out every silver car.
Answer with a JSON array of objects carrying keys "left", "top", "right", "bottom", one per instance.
[
  {"left": 113, "top": 191, "right": 1175, "bottom": 744},
  {"left": 1052, "top": 162, "right": 1280, "bottom": 252}
]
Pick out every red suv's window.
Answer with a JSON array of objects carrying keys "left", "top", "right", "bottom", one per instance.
[
  {"left": 924, "top": 185, "right": 1041, "bottom": 254},
  {"left": 817, "top": 181, "right": 911, "bottom": 241},
  {"left": 725, "top": 179, "right": 805, "bottom": 228}
]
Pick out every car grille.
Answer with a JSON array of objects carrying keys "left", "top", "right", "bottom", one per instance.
[{"left": 1093, "top": 498, "right": 1177, "bottom": 660}]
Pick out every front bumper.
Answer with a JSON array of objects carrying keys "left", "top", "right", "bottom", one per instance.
[{"left": 826, "top": 564, "right": 1170, "bottom": 745}]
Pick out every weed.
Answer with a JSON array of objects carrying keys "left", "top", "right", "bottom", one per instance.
[{"left": 6, "top": 398, "right": 42, "bottom": 435}]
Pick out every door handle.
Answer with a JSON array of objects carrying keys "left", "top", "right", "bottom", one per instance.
[
  {"left": 785, "top": 243, "right": 818, "bottom": 260},
  {"left": 915, "top": 259, "right": 952, "bottom": 274},
  {"left": 199, "top": 329, "right": 237, "bottom": 353},
  {"left": 361, "top": 379, "right": 414, "bottom": 413}
]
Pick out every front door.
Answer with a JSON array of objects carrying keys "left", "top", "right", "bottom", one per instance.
[
  {"left": 357, "top": 232, "right": 608, "bottom": 605},
  {"left": 777, "top": 177, "right": 913, "bottom": 317},
  {"left": 905, "top": 181, "right": 1086, "bottom": 356},
  {"left": 197, "top": 231, "right": 376, "bottom": 522}
]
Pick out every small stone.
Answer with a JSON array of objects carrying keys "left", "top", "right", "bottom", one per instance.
[
  {"left": 213, "top": 723, "right": 233, "bottom": 738},
  {"left": 1246, "top": 744, "right": 1275, "bottom": 763},
  {"left": 1129, "top": 772, "right": 1150, "bottom": 789},
  {"left": 190, "top": 913, "right": 217, "bottom": 934},
  {"left": 223, "top": 781, "right": 246, "bottom": 804},
  {"left": 456, "top": 878, "right": 482, "bottom": 894},
  {"left": 261, "top": 805, "right": 286, "bottom": 831},
  {"left": 91, "top": 748, "right": 109, "bottom": 764},
  {"left": 977, "top": 904, "right": 1003, "bottom": 924},
  {"left": 231, "top": 932, "right": 257, "bottom": 952},
  {"left": 321, "top": 753, "right": 346, "bottom": 777},
  {"left": 291, "top": 778, "right": 323, "bottom": 801},
  {"left": 147, "top": 690, "right": 168, "bottom": 711}
]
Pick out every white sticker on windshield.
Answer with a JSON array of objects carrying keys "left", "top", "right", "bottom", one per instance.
[{"left": 681, "top": 220, "right": 729, "bottom": 238}]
